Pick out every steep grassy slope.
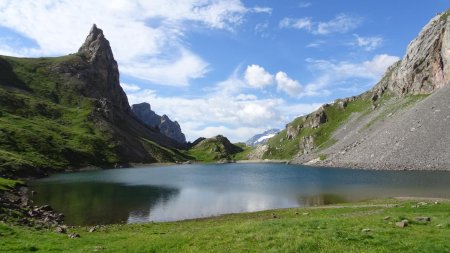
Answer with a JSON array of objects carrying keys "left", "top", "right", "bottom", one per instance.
[
  {"left": 0, "top": 55, "right": 189, "bottom": 177},
  {"left": 263, "top": 96, "right": 372, "bottom": 160},
  {"left": 0, "top": 55, "right": 115, "bottom": 176},
  {"left": 1, "top": 199, "right": 449, "bottom": 252}
]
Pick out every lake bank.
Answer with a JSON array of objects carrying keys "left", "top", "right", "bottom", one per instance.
[{"left": 1, "top": 198, "right": 449, "bottom": 252}]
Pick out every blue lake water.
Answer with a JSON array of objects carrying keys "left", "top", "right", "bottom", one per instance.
[{"left": 29, "top": 163, "right": 450, "bottom": 225}]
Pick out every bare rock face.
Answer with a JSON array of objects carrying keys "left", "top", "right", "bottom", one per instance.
[
  {"left": 306, "top": 106, "right": 328, "bottom": 128},
  {"left": 373, "top": 12, "right": 450, "bottom": 98},
  {"left": 160, "top": 115, "right": 186, "bottom": 144},
  {"left": 131, "top": 102, "right": 187, "bottom": 144},
  {"left": 286, "top": 125, "right": 300, "bottom": 140},
  {"left": 77, "top": 24, "right": 130, "bottom": 113},
  {"left": 300, "top": 136, "right": 315, "bottom": 154}
]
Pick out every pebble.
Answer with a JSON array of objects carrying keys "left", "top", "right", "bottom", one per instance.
[
  {"left": 361, "top": 228, "right": 372, "bottom": 232},
  {"left": 383, "top": 216, "right": 391, "bottom": 220}
]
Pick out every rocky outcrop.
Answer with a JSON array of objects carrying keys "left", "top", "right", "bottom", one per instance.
[
  {"left": 372, "top": 11, "right": 450, "bottom": 99},
  {"left": 306, "top": 106, "right": 328, "bottom": 128},
  {"left": 131, "top": 102, "right": 186, "bottom": 144},
  {"left": 300, "top": 136, "right": 315, "bottom": 155},
  {"left": 286, "top": 125, "right": 300, "bottom": 140}
]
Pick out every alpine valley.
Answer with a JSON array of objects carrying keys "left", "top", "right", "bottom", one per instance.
[{"left": 2, "top": 5, "right": 450, "bottom": 253}]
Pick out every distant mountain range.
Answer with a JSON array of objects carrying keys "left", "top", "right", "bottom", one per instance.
[{"left": 245, "top": 129, "right": 280, "bottom": 147}]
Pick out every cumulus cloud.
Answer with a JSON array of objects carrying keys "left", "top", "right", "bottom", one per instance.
[
  {"left": 279, "top": 14, "right": 362, "bottom": 35},
  {"left": 275, "top": 72, "right": 303, "bottom": 97},
  {"left": 244, "top": 64, "right": 274, "bottom": 88},
  {"left": 126, "top": 72, "right": 317, "bottom": 142},
  {"left": 0, "top": 0, "right": 268, "bottom": 86},
  {"left": 352, "top": 34, "right": 384, "bottom": 51}
]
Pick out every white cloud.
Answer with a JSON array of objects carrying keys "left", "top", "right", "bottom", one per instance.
[
  {"left": 298, "top": 2, "right": 312, "bottom": 8},
  {"left": 275, "top": 72, "right": 304, "bottom": 97},
  {"left": 279, "top": 17, "right": 312, "bottom": 30},
  {"left": 279, "top": 14, "right": 362, "bottom": 35},
  {"left": 304, "top": 54, "right": 400, "bottom": 96},
  {"left": 252, "top": 6, "right": 272, "bottom": 14},
  {"left": 0, "top": 0, "right": 267, "bottom": 86},
  {"left": 352, "top": 34, "right": 383, "bottom": 51},
  {"left": 306, "top": 40, "right": 326, "bottom": 48},
  {"left": 126, "top": 71, "right": 317, "bottom": 142},
  {"left": 120, "top": 49, "right": 209, "bottom": 86},
  {"left": 315, "top": 14, "right": 362, "bottom": 35},
  {"left": 244, "top": 64, "right": 274, "bottom": 88},
  {"left": 121, "top": 83, "right": 141, "bottom": 92}
]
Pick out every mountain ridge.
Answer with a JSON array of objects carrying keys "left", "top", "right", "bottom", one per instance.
[
  {"left": 254, "top": 10, "right": 450, "bottom": 170},
  {"left": 0, "top": 24, "right": 190, "bottom": 177}
]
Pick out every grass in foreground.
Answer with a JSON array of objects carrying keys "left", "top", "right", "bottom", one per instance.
[
  {"left": 0, "top": 177, "right": 22, "bottom": 191},
  {"left": 1, "top": 199, "right": 449, "bottom": 252}
]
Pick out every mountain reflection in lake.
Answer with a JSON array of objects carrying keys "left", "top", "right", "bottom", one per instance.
[{"left": 29, "top": 163, "right": 450, "bottom": 225}]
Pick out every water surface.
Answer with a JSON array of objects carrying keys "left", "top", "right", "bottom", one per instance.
[{"left": 29, "top": 163, "right": 450, "bottom": 225}]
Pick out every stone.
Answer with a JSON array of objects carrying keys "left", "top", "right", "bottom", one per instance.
[
  {"left": 415, "top": 217, "right": 431, "bottom": 222},
  {"left": 384, "top": 216, "right": 391, "bottom": 220},
  {"left": 38, "top": 205, "right": 53, "bottom": 212},
  {"left": 395, "top": 221, "right": 408, "bottom": 228},
  {"left": 361, "top": 228, "right": 372, "bottom": 232},
  {"left": 55, "top": 226, "right": 67, "bottom": 234},
  {"left": 68, "top": 233, "right": 80, "bottom": 239}
]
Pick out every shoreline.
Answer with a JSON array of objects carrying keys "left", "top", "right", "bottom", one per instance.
[
  {"left": 292, "top": 159, "right": 450, "bottom": 172},
  {"left": 2, "top": 196, "right": 450, "bottom": 252}
]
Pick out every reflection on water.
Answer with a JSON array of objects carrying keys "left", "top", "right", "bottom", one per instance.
[
  {"left": 29, "top": 163, "right": 450, "bottom": 225},
  {"left": 31, "top": 182, "right": 178, "bottom": 225}
]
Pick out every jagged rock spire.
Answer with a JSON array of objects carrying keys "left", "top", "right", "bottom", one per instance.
[{"left": 78, "top": 24, "right": 115, "bottom": 63}]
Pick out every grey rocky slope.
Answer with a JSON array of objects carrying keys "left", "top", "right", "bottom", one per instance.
[
  {"left": 132, "top": 102, "right": 186, "bottom": 144},
  {"left": 258, "top": 10, "right": 450, "bottom": 170}
]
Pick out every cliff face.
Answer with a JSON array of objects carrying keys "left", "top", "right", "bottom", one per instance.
[
  {"left": 373, "top": 13, "right": 450, "bottom": 98},
  {"left": 131, "top": 102, "right": 186, "bottom": 144}
]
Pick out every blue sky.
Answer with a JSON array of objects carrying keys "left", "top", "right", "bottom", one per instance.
[{"left": 0, "top": 1, "right": 448, "bottom": 142}]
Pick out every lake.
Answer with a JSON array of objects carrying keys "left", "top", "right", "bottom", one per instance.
[{"left": 29, "top": 163, "right": 450, "bottom": 225}]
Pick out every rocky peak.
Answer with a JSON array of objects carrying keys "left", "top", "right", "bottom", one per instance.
[
  {"left": 78, "top": 24, "right": 114, "bottom": 63},
  {"left": 131, "top": 102, "right": 187, "bottom": 144},
  {"left": 373, "top": 10, "right": 450, "bottom": 99}
]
